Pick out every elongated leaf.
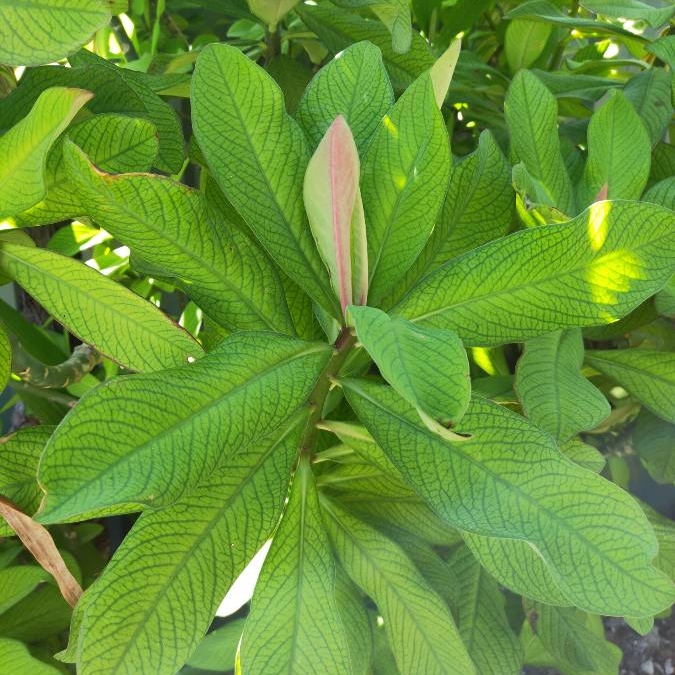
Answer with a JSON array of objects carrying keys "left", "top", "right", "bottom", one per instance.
[
  {"left": 633, "top": 409, "right": 675, "bottom": 483},
  {"left": 342, "top": 379, "right": 675, "bottom": 615},
  {"left": 0, "top": 638, "right": 61, "bottom": 675},
  {"left": 38, "top": 333, "right": 329, "bottom": 522},
  {"left": 586, "top": 348, "right": 675, "bottom": 423},
  {"left": 362, "top": 73, "right": 450, "bottom": 303},
  {"left": 515, "top": 329, "right": 609, "bottom": 441},
  {"left": 394, "top": 200, "right": 675, "bottom": 346},
  {"left": 192, "top": 44, "right": 339, "bottom": 316},
  {"left": 648, "top": 36, "right": 675, "bottom": 69},
  {"left": 449, "top": 546, "right": 523, "bottom": 675},
  {"left": 578, "top": 91, "right": 651, "bottom": 208},
  {"left": 349, "top": 305, "right": 470, "bottom": 426},
  {"left": 0, "top": 87, "right": 91, "bottom": 217},
  {"left": 13, "top": 114, "right": 159, "bottom": 228},
  {"left": 0, "top": 242, "right": 201, "bottom": 373},
  {"left": 335, "top": 567, "right": 373, "bottom": 675},
  {"left": 505, "top": 19, "right": 552, "bottom": 73},
  {"left": 429, "top": 39, "right": 461, "bottom": 108},
  {"left": 0, "top": 1, "right": 109, "bottom": 66},
  {"left": 0, "top": 566, "right": 49, "bottom": 614},
  {"left": 580, "top": 0, "right": 675, "bottom": 26},
  {"left": 0, "top": 323, "right": 9, "bottom": 392},
  {"left": 296, "top": 41, "right": 394, "bottom": 153},
  {"left": 323, "top": 501, "right": 477, "bottom": 675},
  {"left": 64, "top": 141, "right": 294, "bottom": 334},
  {"left": 624, "top": 68, "right": 674, "bottom": 146},
  {"left": 73, "top": 415, "right": 303, "bottom": 675},
  {"left": 240, "top": 455, "right": 351, "bottom": 675},
  {"left": 505, "top": 70, "right": 574, "bottom": 215}
]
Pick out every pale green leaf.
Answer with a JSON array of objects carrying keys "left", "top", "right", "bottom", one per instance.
[
  {"left": 240, "top": 455, "right": 352, "bottom": 675},
  {"left": 361, "top": 73, "right": 451, "bottom": 303},
  {"left": 0, "top": 87, "right": 92, "bottom": 217},
  {"left": 560, "top": 438, "right": 606, "bottom": 473},
  {"left": 578, "top": 90, "right": 651, "bottom": 208},
  {"left": 0, "top": 242, "right": 202, "bottom": 373},
  {"left": 248, "top": 0, "right": 299, "bottom": 27},
  {"left": 73, "top": 415, "right": 303, "bottom": 675},
  {"left": 624, "top": 68, "right": 674, "bottom": 147},
  {"left": 0, "top": 566, "right": 49, "bottom": 614},
  {"left": 192, "top": 44, "right": 339, "bottom": 316},
  {"left": 0, "top": 637, "right": 61, "bottom": 675},
  {"left": 580, "top": 0, "right": 675, "bottom": 26},
  {"left": 12, "top": 113, "right": 159, "bottom": 228},
  {"left": 186, "top": 620, "right": 244, "bottom": 671},
  {"left": 632, "top": 408, "right": 675, "bottom": 482},
  {"left": 505, "top": 70, "right": 575, "bottom": 215},
  {"left": 0, "top": 1, "right": 110, "bottom": 66},
  {"left": 429, "top": 39, "right": 461, "bottom": 108},
  {"left": 586, "top": 348, "right": 675, "bottom": 423},
  {"left": 63, "top": 141, "right": 294, "bottom": 334},
  {"left": 449, "top": 546, "right": 523, "bottom": 675},
  {"left": 349, "top": 305, "right": 470, "bottom": 427},
  {"left": 38, "top": 334, "right": 330, "bottom": 523},
  {"left": 505, "top": 19, "right": 553, "bottom": 73},
  {"left": 342, "top": 379, "right": 675, "bottom": 615},
  {"left": 394, "top": 200, "right": 675, "bottom": 346},
  {"left": 296, "top": 42, "right": 394, "bottom": 154},
  {"left": 515, "top": 329, "right": 610, "bottom": 441},
  {"left": 323, "top": 500, "right": 478, "bottom": 675}
]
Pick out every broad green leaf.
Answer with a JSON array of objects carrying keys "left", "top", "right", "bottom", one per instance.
[
  {"left": 0, "top": 1, "right": 109, "bottom": 66},
  {"left": 0, "top": 637, "right": 61, "bottom": 675},
  {"left": 648, "top": 36, "right": 675, "bottom": 70},
  {"left": 240, "top": 455, "right": 351, "bottom": 675},
  {"left": 13, "top": 114, "right": 159, "bottom": 228},
  {"left": 0, "top": 583, "right": 72, "bottom": 641},
  {"left": 578, "top": 91, "right": 651, "bottom": 208},
  {"left": 349, "top": 305, "right": 470, "bottom": 427},
  {"left": 651, "top": 142, "right": 675, "bottom": 185},
  {"left": 335, "top": 568, "right": 373, "bottom": 675},
  {"left": 63, "top": 141, "right": 294, "bottom": 334},
  {"left": 645, "top": 177, "right": 675, "bottom": 213},
  {"left": 38, "top": 334, "right": 329, "bottom": 523},
  {"left": 248, "top": 0, "right": 300, "bottom": 28},
  {"left": 0, "top": 566, "right": 49, "bottom": 614},
  {"left": 505, "top": 19, "right": 553, "bottom": 73},
  {"left": 633, "top": 409, "right": 675, "bottom": 483},
  {"left": 429, "top": 39, "right": 461, "bottom": 108},
  {"left": 505, "top": 70, "right": 575, "bottom": 215},
  {"left": 342, "top": 378, "right": 675, "bottom": 615},
  {"left": 624, "top": 69, "right": 674, "bottom": 147},
  {"left": 0, "top": 242, "right": 201, "bottom": 373},
  {"left": 580, "top": 0, "right": 675, "bottom": 27},
  {"left": 296, "top": 42, "right": 394, "bottom": 153},
  {"left": 192, "top": 44, "right": 339, "bottom": 317},
  {"left": 560, "top": 438, "right": 606, "bottom": 473},
  {"left": 586, "top": 349, "right": 675, "bottom": 423},
  {"left": 394, "top": 200, "right": 675, "bottom": 346},
  {"left": 361, "top": 73, "right": 450, "bottom": 303},
  {"left": 323, "top": 500, "right": 477, "bottom": 675},
  {"left": 73, "top": 415, "right": 303, "bottom": 675},
  {"left": 0, "top": 87, "right": 92, "bottom": 218},
  {"left": 515, "top": 329, "right": 610, "bottom": 441},
  {"left": 186, "top": 620, "right": 244, "bottom": 671},
  {"left": 449, "top": 546, "right": 523, "bottom": 675}
]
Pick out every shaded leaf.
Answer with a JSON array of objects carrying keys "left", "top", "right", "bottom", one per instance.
[
  {"left": 0, "top": 565, "right": 50, "bottom": 614},
  {"left": 632, "top": 408, "right": 675, "bottom": 483},
  {"left": 0, "top": 637, "right": 61, "bottom": 675}
]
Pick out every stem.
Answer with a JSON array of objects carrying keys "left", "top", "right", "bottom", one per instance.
[{"left": 265, "top": 25, "right": 281, "bottom": 64}]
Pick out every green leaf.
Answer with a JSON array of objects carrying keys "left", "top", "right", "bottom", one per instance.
[
  {"left": 240, "top": 455, "right": 352, "bottom": 674},
  {"left": 0, "top": 1, "right": 110, "bottom": 66},
  {"left": 72, "top": 415, "right": 304, "bottom": 675},
  {"left": 505, "top": 19, "right": 553, "bottom": 74},
  {"left": 192, "top": 44, "right": 339, "bottom": 317},
  {"left": 580, "top": 0, "right": 675, "bottom": 27},
  {"left": 0, "top": 242, "right": 202, "bottom": 373},
  {"left": 247, "top": 0, "right": 300, "bottom": 27},
  {"left": 0, "top": 637, "right": 61, "bottom": 675},
  {"left": 515, "top": 329, "right": 610, "bottom": 441},
  {"left": 63, "top": 141, "right": 294, "bottom": 334},
  {"left": 12, "top": 113, "right": 159, "bottom": 228},
  {"left": 38, "top": 333, "right": 330, "bottom": 522},
  {"left": 586, "top": 348, "right": 675, "bottom": 423},
  {"left": 0, "top": 566, "right": 50, "bottom": 614},
  {"left": 186, "top": 620, "right": 244, "bottom": 671},
  {"left": 394, "top": 200, "right": 675, "bottom": 346},
  {"left": 624, "top": 68, "right": 674, "bottom": 147},
  {"left": 342, "top": 378, "right": 675, "bottom": 615},
  {"left": 643, "top": 503, "right": 675, "bottom": 581},
  {"left": 323, "top": 500, "right": 478, "bottom": 675},
  {"left": 505, "top": 70, "right": 574, "bottom": 215},
  {"left": 560, "top": 438, "right": 606, "bottom": 473},
  {"left": 0, "top": 87, "right": 92, "bottom": 218},
  {"left": 448, "top": 546, "right": 523, "bottom": 675},
  {"left": 429, "top": 39, "right": 461, "bottom": 108},
  {"left": 633, "top": 409, "right": 675, "bottom": 483},
  {"left": 578, "top": 91, "right": 651, "bottom": 208},
  {"left": 296, "top": 42, "right": 394, "bottom": 154},
  {"left": 0, "top": 323, "right": 9, "bottom": 392},
  {"left": 361, "top": 72, "right": 450, "bottom": 303},
  {"left": 648, "top": 36, "right": 675, "bottom": 70},
  {"left": 645, "top": 177, "right": 675, "bottom": 212},
  {"left": 349, "top": 305, "right": 470, "bottom": 427}
]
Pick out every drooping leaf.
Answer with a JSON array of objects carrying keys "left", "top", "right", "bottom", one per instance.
[
  {"left": 38, "top": 333, "right": 330, "bottom": 522},
  {"left": 349, "top": 305, "right": 470, "bottom": 427},
  {"left": 342, "top": 378, "right": 675, "bottom": 615},
  {"left": 580, "top": 0, "right": 675, "bottom": 27},
  {"left": 623, "top": 68, "right": 674, "bottom": 146},
  {"left": 240, "top": 455, "right": 352, "bottom": 675},
  {"left": 323, "top": 500, "right": 478, "bottom": 675},
  {"left": 0, "top": 0, "right": 110, "bottom": 66},
  {"left": 0, "top": 242, "right": 202, "bottom": 373},
  {"left": 515, "top": 329, "right": 610, "bottom": 441},
  {"left": 72, "top": 415, "right": 304, "bottom": 675},
  {"left": 633, "top": 409, "right": 675, "bottom": 483},
  {"left": 647, "top": 36, "right": 675, "bottom": 70},
  {"left": 296, "top": 41, "right": 394, "bottom": 154},
  {"left": 586, "top": 348, "right": 675, "bottom": 423},
  {"left": 192, "top": 44, "right": 339, "bottom": 316},
  {"left": 0, "top": 87, "right": 92, "bottom": 218},
  {"left": 0, "top": 638, "right": 61, "bottom": 675},
  {"left": 361, "top": 72, "right": 451, "bottom": 303},
  {"left": 63, "top": 141, "right": 295, "bottom": 334},
  {"left": 394, "top": 200, "right": 675, "bottom": 346}
]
